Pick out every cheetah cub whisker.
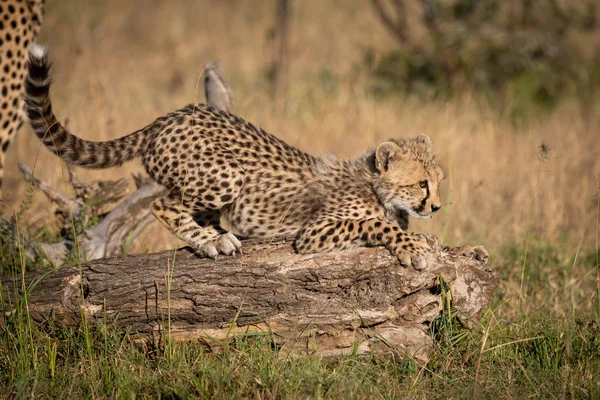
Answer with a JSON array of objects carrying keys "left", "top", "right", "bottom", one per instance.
[{"left": 25, "top": 45, "right": 486, "bottom": 268}]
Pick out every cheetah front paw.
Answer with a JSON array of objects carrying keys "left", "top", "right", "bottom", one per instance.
[
  {"left": 389, "top": 237, "right": 433, "bottom": 271},
  {"left": 447, "top": 245, "right": 489, "bottom": 264},
  {"left": 196, "top": 233, "right": 243, "bottom": 259}
]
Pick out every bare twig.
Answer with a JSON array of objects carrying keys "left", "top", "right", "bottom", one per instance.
[
  {"left": 18, "top": 161, "right": 81, "bottom": 216},
  {"left": 370, "top": 0, "right": 408, "bottom": 45}
]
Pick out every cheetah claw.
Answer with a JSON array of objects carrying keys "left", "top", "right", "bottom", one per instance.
[
  {"left": 197, "top": 233, "right": 243, "bottom": 259},
  {"left": 393, "top": 238, "right": 432, "bottom": 270},
  {"left": 461, "top": 245, "right": 489, "bottom": 263},
  {"left": 397, "top": 252, "right": 428, "bottom": 271}
]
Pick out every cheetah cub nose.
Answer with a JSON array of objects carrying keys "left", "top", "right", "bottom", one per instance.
[{"left": 431, "top": 204, "right": 441, "bottom": 213}]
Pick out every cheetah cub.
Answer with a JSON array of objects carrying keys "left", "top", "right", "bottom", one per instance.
[{"left": 25, "top": 45, "right": 487, "bottom": 269}]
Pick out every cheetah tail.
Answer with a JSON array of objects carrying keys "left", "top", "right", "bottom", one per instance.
[{"left": 24, "top": 44, "right": 148, "bottom": 169}]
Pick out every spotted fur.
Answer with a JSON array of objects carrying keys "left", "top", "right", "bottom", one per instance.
[
  {"left": 24, "top": 45, "right": 486, "bottom": 268},
  {"left": 0, "top": 0, "right": 44, "bottom": 190}
]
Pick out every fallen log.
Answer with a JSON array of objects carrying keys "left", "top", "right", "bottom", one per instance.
[{"left": 0, "top": 235, "right": 499, "bottom": 363}]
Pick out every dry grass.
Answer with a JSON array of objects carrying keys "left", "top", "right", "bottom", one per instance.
[{"left": 3, "top": 0, "right": 599, "bottom": 301}]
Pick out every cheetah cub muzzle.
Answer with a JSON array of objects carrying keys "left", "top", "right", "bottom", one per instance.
[{"left": 24, "top": 45, "right": 488, "bottom": 269}]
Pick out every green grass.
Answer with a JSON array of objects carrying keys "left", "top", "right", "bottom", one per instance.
[
  {"left": 0, "top": 306, "right": 598, "bottom": 398},
  {"left": 1, "top": 243, "right": 599, "bottom": 399}
]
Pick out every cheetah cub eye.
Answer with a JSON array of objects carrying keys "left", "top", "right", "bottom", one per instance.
[{"left": 418, "top": 180, "right": 428, "bottom": 189}]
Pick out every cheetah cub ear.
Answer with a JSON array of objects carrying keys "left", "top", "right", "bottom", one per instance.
[
  {"left": 375, "top": 141, "right": 403, "bottom": 172},
  {"left": 416, "top": 134, "right": 433, "bottom": 152},
  {"left": 375, "top": 142, "right": 400, "bottom": 172}
]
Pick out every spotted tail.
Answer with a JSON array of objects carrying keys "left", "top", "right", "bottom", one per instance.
[{"left": 24, "top": 44, "right": 148, "bottom": 169}]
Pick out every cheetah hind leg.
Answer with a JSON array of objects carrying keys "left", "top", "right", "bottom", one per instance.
[{"left": 151, "top": 194, "right": 242, "bottom": 259}]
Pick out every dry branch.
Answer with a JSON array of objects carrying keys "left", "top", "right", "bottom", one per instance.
[
  {"left": 0, "top": 235, "right": 499, "bottom": 362},
  {"left": 370, "top": 0, "right": 409, "bottom": 45},
  {"left": 12, "top": 161, "right": 167, "bottom": 265}
]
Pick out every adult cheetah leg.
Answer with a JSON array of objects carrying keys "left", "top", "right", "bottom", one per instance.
[
  {"left": 294, "top": 218, "right": 432, "bottom": 270},
  {"left": 151, "top": 193, "right": 242, "bottom": 259}
]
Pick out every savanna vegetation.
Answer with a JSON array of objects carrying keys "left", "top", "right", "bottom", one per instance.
[{"left": 1, "top": 0, "right": 599, "bottom": 398}]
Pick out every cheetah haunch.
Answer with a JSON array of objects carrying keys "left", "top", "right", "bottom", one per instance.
[{"left": 25, "top": 45, "right": 484, "bottom": 269}]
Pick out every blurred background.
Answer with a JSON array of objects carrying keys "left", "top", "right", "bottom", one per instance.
[{"left": 3, "top": 0, "right": 599, "bottom": 271}]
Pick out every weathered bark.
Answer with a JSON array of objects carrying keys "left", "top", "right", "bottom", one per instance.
[{"left": 0, "top": 235, "right": 499, "bottom": 363}]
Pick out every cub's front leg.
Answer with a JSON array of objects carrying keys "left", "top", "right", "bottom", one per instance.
[{"left": 294, "top": 218, "right": 434, "bottom": 270}]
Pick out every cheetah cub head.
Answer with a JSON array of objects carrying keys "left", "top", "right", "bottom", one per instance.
[{"left": 372, "top": 134, "right": 444, "bottom": 219}]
